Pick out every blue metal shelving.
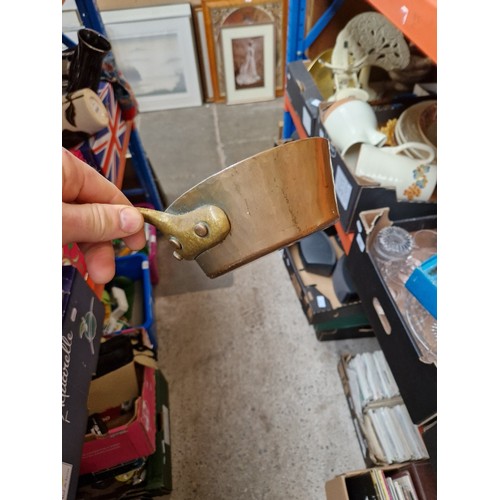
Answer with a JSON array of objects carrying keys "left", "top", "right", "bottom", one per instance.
[
  {"left": 72, "top": 0, "right": 165, "bottom": 211},
  {"left": 283, "top": 0, "right": 344, "bottom": 138}
]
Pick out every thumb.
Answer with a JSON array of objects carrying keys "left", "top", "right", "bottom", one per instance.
[{"left": 62, "top": 202, "right": 144, "bottom": 246}]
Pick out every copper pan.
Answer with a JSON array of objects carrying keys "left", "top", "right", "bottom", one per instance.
[{"left": 139, "top": 137, "right": 338, "bottom": 278}]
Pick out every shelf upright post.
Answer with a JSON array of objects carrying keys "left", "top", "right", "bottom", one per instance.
[
  {"left": 302, "top": 0, "right": 344, "bottom": 51},
  {"left": 283, "top": 0, "right": 344, "bottom": 139},
  {"left": 73, "top": 0, "right": 165, "bottom": 211},
  {"left": 283, "top": 0, "right": 307, "bottom": 139}
]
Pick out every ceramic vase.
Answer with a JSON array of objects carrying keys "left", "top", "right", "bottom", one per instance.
[{"left": 66, "top": 28, "right": 112, "bottom": 94}]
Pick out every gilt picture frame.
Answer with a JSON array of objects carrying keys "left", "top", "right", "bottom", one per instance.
[
  {"left": 193, "top": 5, "right": 215, "bottom": 102},
  {"left": 202, "top": 0, "right": 287, "bottom": 102},
  {"left": 221, "top": 24, "right": 275, "bottom": 104}
]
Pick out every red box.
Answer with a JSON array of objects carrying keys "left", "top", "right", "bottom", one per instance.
[{"left": 80, "top": 364, "right": 156, "bottom": 475}]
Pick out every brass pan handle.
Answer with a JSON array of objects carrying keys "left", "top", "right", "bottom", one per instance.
[{"left": 138, "top": 206, "right": 231, "bottom": 261}]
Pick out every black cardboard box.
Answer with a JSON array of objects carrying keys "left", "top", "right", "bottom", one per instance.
[
  {"left": 282, "top": 235, "right": 373, "bottom": 340},
  {"left": 328, "top": 141, "right": 437, "bottom": 233},
  {"left": 315, "top": 94, "right": 438, "bottom": 234},
  {"left": 422, "top": 419, "right": 437, "bottom": 477},
  {"left": 286, "top": 59, "right": 323, "bottom": 138},
  {"left": 314, "top": 323, "right": 374, "bottom": 341},
  {"left": 284, "top": 59, "right": 437, "bottom": 233},
  {"left": 62, "top": 265, "right": 105, "bottom": 500},
  {"left": 345, "top": 208, "right": 437, "bottom": 425}
]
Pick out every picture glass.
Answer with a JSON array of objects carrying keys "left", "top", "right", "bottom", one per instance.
[
  {"left": 221, "top": 24, "right": 274, "bottom": 105},
  {"left": 232, "top": 36, "right": 265, "bottom": 90},
  {"left": 203, "top": 0, "right": 286, "bottom": 102},
  {"left": 108, "top": 32, "right": 187, "bottom": 97},
  {"left": 101, "top": 7, "right": 202, "bottom": 112}
]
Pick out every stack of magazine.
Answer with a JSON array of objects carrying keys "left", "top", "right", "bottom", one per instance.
[
  {"left": 340, "top": 461, "right": 436, "bottom": 500},
  {"left": 370, "top": 468, "right": 423, "bottom": 500},
  {"left": 345, "top": 351, "right": 429, "bottom": 464}
]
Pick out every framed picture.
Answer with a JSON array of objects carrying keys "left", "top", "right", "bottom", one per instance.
[
  {"left": 193, "top": 6, "right": 215, "bottom": 102},
  {"left": 221, "top": 24, "right": 275, "bottom": 104},
  {"left": 101, "top": 5, "right": 202, "bottom": 112},
  {"left": 202, "top": 0, "right": 287, "bottom": 102}
]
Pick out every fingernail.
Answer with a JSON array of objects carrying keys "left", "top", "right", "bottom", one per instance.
[{"left": 119, "top": 207, "right": 142, "bottom": 233}]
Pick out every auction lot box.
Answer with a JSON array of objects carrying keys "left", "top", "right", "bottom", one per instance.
[
  {"left": 286, "top": 60, "right": 323, "bottom": 138},
  {"left": 80, "top": 362, "right": 157, "bottom": 475},
  {"left": 325, "top": 461, "right": 436, "bottom": 500},
  {"left": 282, "top": 234, "right": 373, "bottom": 340},
  {"left": 337, "top": 353, "right": 404, "bottom": 467},
  {"left": 325, "top": 140, "right": 437, "bottom": 233},
  {"left": 345, "top": 208, "right": 437, "bottom": 425},
  {"left": 76, "top": 368, "right": 172, "bottom": 498},
  {"left": 285, "top": 57, "right": 437, "bottom": 234}
]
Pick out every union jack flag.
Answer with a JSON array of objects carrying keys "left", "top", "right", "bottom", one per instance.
[{"left": 89, "top": 82, "right": 128, "bottom": 184}]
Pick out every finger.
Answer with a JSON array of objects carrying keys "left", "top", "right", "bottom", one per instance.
[
  {"left": 122, "top": 231, "right": 148, "bottom": 252},
  {"left": 62, "top": 202, "right": 145, "bottom": 246},
  {"left": 62, "top": 148, "right": 132, "bottom": 206},
  {"left": 80, "top": 242, "right": 117, "bottom": 284}
]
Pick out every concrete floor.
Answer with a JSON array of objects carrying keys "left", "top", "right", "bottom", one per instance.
[{"left": 136, "top": 98, "right": 381, "bottom": 500}]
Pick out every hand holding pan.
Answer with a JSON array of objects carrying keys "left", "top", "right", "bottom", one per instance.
[{"left": 138, "top": 137, "right": 339, "bottom": 278}]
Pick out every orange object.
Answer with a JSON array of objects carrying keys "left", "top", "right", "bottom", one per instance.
[
  {"left": 284, "top": 93, "right": 309, "bottom": 140},
  {"left": 284, "top": 94, "right": 356, "bottom": 254},
  {"left": 62, "top": 242, "right": 104, "bottom": 299},
  {"left": 365, "top": 0, "right": 437, "bottom": 63},
  {"left": 335, "top": 222, "right": 354, "bottom": 255}
]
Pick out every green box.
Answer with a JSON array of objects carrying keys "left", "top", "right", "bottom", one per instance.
[{"left": 144, "top": 368, "right": 173, "bottom": 496}]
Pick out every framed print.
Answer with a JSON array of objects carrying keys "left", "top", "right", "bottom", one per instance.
[
  {"left": 193, "top": 6, "right": 215, "bottom": 102},
  {"left": 101, "top": 5, "right": 202, "bottom": 112},
  {"left": 221, "top": 24, "right": 275, "bottom": 104},
  {"left": 202, "top": 0, "right": 287, "bottom": 102}
]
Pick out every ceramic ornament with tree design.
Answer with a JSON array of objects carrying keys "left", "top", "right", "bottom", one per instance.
[{"left": 324, "top": 12, "right": 411, "bottom": 102}]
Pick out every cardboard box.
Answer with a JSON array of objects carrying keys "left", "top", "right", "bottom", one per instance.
[
  {"left": 422, "top": 419, "right": 437, "bottom": 477},
  {"left": 284, "top": 59, "right": 438, "bottom": 233},
  {"left": 282, "top": 235, "right": 372, "bottom": 338},
  {"left": 314, "top": 323, "right": 374, "bottom": 342},
  {"left": 326, "top": 137, "right": 437, "bottom": 233},
  {"left": 62, "top": 265, "right": 105, "bottom": 500},
  {"left": 338, "top": 353, "right": 426, "bottom": 467},
  {"left": 345, "top": 208, "right": 437, "bottom": 425},
  {"left": 325, "top": 464, "right": 415, "bottom": 500},
  {"left": 286, "top": 60, "right": 323, "bottom": 138},
  {"left": 75, "top": 369, "right": 171, "bottom": 498},
  {"left": 80, "top": 363, "right": 157, "bottom": 475},
  {"left": 325, "top": 461, "right": 437, "bottom": 500},
  {"left": 143, "top": 368, "right": 173, "bottom": 496}
]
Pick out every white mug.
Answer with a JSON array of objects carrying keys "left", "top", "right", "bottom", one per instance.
[
  {"left": 320, "top": 97, "right": 387, "bottom": 156},
  {"left": 62, "top": 88, "right": 109, "bottom": 135},
  {"left": 355, "top": 142, "right": 437, "bottom": 202}
]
